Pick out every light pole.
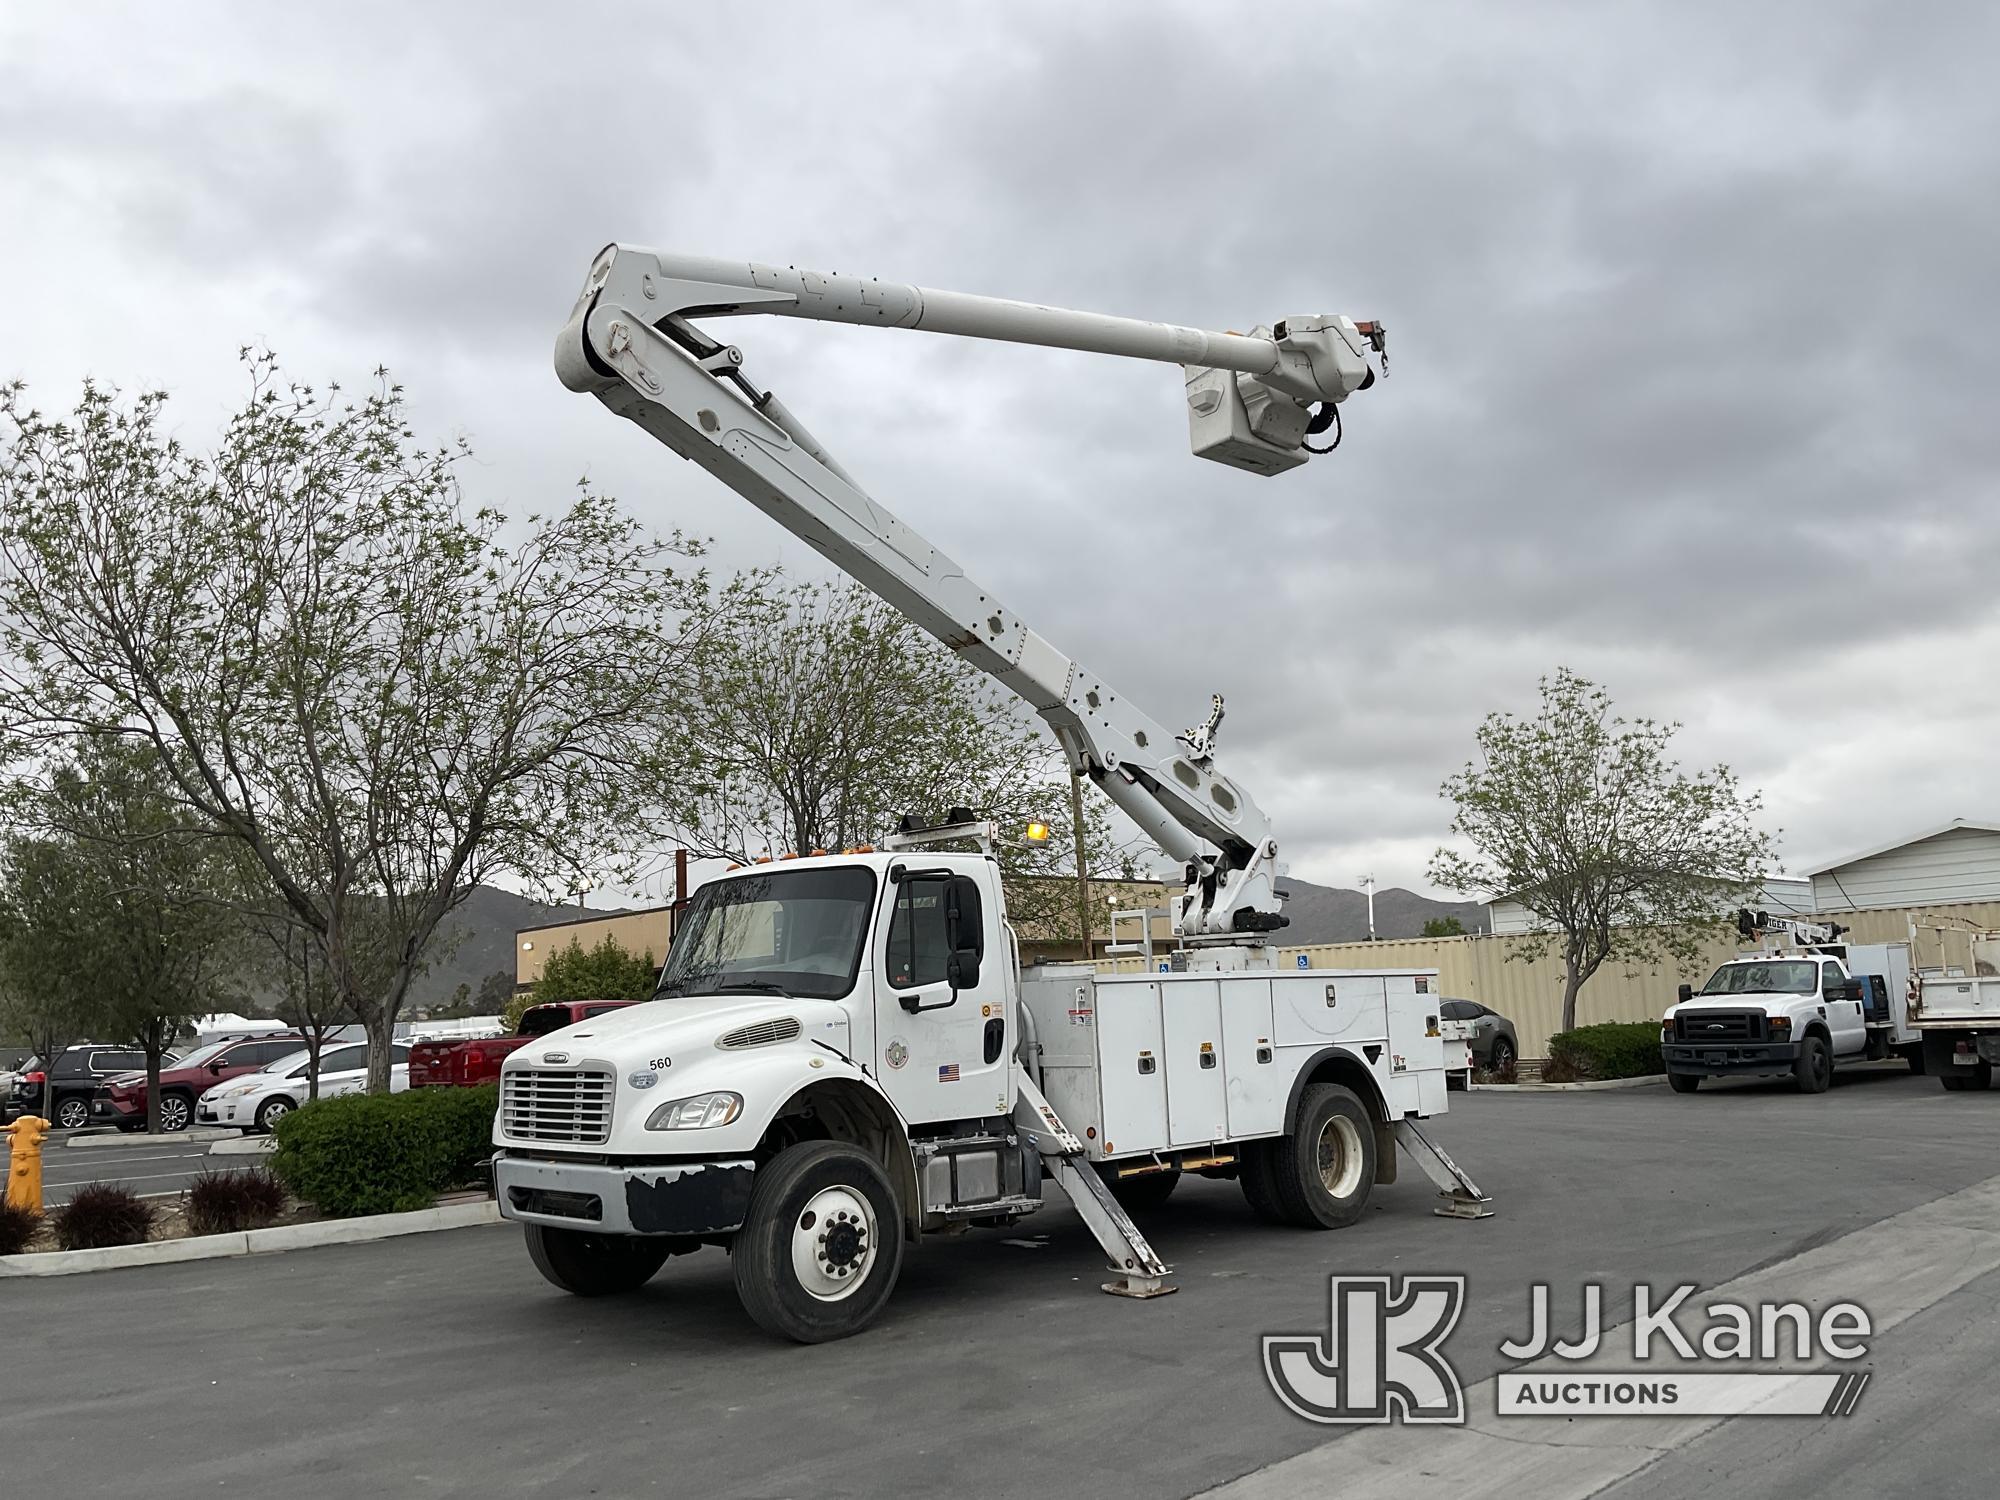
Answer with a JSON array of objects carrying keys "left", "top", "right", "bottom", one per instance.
[{"left": 1359, "top": 873, "right": 1376, "bottom": 942}]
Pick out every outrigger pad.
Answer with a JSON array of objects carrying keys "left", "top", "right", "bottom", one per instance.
[
  {"left": 1434, "top": 1191, "right": 1495, "bottom": 1220},
  {"left": 1102, "top": 1275, "right": 1179, "bottom": 1299}
]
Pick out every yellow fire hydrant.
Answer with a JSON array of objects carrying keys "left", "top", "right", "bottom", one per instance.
[{"left": 4, "top": 1115, "right": 50, "bottom": 1213}]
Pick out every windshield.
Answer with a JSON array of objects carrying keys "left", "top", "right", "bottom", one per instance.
[
  {"left": 170, "top": 1039, "right": 236, "bottom": 1071},
  {"left": 659, "top": 866, "right": 877, "bottom": 1000},
  {"left": 1701, "top": 960, "right": 1818, "bottom": 996}
]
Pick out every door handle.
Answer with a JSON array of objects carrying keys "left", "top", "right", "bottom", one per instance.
[{"left": 899, "top": 988, "right": 957, "bottom": 1014}]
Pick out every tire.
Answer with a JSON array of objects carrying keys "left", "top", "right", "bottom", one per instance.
[
  {"left": 524, "top": 1222, "right": 673, "bottom": 1296},
  {"left": 1668, "top": 1071, "right": 1700, "bottom": 1094},
  {"left": 55, "top": 1095, "right": 89, "bottom": 1131},
  {"left": 1939, "top": 1061, "right": 1992, "bottom": 1091},
  {"left": 1907, "top": 1047, "right": 1927, "bottom": 1076},
  {"left": 1793, "top": 1035, "right": 1832, "bottom": 1094},
  {"left": 158, "top": 1093, "right": 193, "bottom": 1133},
  {"left": 1099, "top": 1165, "right": 1180, "bottom": 1211},
  {"left": 253, "top": 1096, "right": 295, "bottom": 1132},
  {"left": 1267, "top": 1084, "right": 1378, "bottom": 1229},
  {"left": 1238, "top": 1140, "right": 1289, "bottom": 1224},
  {"left": 1488, "top": 1036, "right": 1516, "bottom": 1073},
  {"left": 732, "top": 1140, "right": 904, "bottom": 1343}
]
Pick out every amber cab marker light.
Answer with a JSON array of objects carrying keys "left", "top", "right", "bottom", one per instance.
[{"left": 1025, "top": 821, "right": 1052, "bottom": 842}]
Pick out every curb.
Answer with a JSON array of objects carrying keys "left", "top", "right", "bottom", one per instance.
[
  {"left": 1471, "top": 1074, "right": 1668, "bottom": 1093},
  {"left": 0, "top": 1199, "right": 501, "bottom": 1277},
  {"left": 67, "top": 1127, "right": 236, "bottom": 1148},
  {"left": 208, "top": 1136, "right": 276, "bottom": 1156}
]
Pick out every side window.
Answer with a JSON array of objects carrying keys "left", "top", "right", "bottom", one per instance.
[
  {"left": 1439, "top": 1000, "right": 1467, "bottom": 1021},
  {"left": 886, "top": 877, "right": 952, "bottom": 991},
  {"left": 1821, "top": 962, "right": 1845, "bottom": 995},
  {"left": 255, "top": 1041, "right": 300, "bottom": 1064},
  {"left": 317, "top": 1045, "right": 366, "bottom": 1074},
  {"left": 97, "top": 1051, "right": 147, "bottom": 1073}
]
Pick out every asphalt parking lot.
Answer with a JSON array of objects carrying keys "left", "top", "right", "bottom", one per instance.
[{"left": 5, "top": 1070, "right": 1996, "bottom": 1499}]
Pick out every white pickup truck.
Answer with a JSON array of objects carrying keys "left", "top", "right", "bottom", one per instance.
[
  {"left": 1662, "top": 941, "right": 1919, "bottom": 1094},
  {"left": 1907, "top": 921, "right": 2000, "bottom": 1091}
]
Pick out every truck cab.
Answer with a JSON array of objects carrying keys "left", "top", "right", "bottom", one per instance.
[{"left": 1663, "top": 942, "right": 1917, "bottom": 1094}]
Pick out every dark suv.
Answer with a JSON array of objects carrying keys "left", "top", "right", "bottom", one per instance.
[
  {"left": 91, "top": 1033, "right": 314, "bottom": 1133},
  {"left": 9, "top": 1044, "right": 163, "bottom": 1131}
]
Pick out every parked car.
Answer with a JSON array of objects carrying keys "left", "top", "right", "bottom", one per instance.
[
  {"left": 1440, "top": 998, "right": 1518, "bottom": 1072},
  {"left": 197, "top": 1041, "right": 413, "bottom": 1133},
  {"left": 408, "top": 999, "right": 641, "bottom": 1088},
  {"left": 90, "top": 1032, "right": 316, "bottom": 1133},
  {"left": 9, "top": 1044, "right": 169, "bottom": 1130}
]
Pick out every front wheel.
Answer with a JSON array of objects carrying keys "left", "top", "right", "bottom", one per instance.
[
  {"left": 733, "top": 1140, "right": 904, "bottom": 1343},
  {"left": 253, "top": 1096, "right": 295, "bottom": 1132},
  {"left": 1668, "top": 1071, "right": 1700, "bottom": 1094},
  {"left": 1267, "top": 1084, "right": 1378, "bottom": 1229},
  {"left": 1793, "top": 1036, "right": 1831, "bottom": 1094},
  {"left": 525, "top": 1223, "right": 672, "bottom": 1296},
  {"left": 158, "top": 1093, "right": 193, "bottom": 1133}
]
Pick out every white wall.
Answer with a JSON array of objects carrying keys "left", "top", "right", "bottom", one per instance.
[{"left": 1812, "top": 825, "right": 2000, "bottom": 912}]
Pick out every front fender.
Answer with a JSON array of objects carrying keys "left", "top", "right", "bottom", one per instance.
[{"left": 602, "top": 1045, "right": 892, "bottom": 1157}]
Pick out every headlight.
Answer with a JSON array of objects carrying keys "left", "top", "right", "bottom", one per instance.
[{"left": 645, "top": 1092, "right": 743, "bottom": 1131}]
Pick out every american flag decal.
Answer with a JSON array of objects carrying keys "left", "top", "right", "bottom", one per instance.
[{"left": 938, "top": 1063, "right": 961, "bottom": 1082}]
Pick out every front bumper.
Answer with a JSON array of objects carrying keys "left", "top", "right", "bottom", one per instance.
[
  {"left": 91, "top": 1095, "right": 142, "bottom": 1124},
  {"left": 1664, "top": 1041, "right": 1802, "bottom": 1076},
  {"left": 197, "top": 1096, "right": 248, "bottom": 1126},
  {"left": 494, "top": 1154, "right": 757, "bottom": 1237}
]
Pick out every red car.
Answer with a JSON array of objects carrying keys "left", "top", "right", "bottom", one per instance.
[
  {"left": 408, "top": 1001, "right": 641, "bottom": 1088},
  {"left": 91, "top": 1032, "right": 315, "bottom": 1133}
]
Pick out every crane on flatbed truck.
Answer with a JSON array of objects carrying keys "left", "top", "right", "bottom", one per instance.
[{"left": 490, "top": 246, "right": 1487, "bottom": 1342}]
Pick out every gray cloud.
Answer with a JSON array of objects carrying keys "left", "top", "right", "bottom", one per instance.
[{"left": 4, "top": 0, "right": 1996, "bottom": 899}]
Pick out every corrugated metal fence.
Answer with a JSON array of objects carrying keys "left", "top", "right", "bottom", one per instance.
[{"left": 1091, "top": 899, "right": 2000, "bottom": 1059}]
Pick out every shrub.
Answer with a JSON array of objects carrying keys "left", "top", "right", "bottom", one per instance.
[
  {"left": 0, "top": 1200, "right": 39, "bottom": 1256},
  {"left": 1546, "top": 1021, "right": 1664, "bottom": 1081},
  {"left": 185, "top": 1167, "right": 289, "bottom": 1235},
  {"left": 54, "top": 1183, "right": 156, "bottom": 1250},
  {"left": 271, "top": 1084, "right": 498, "bottom": 1218}
]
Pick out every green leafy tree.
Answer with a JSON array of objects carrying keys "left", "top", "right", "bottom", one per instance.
[
  {"left": 505, "top": 934, "right": 658, "bottom": 1029},
  {"left": 0, "top": 359, "right": 727, "bottom": 1091},
  {"left": 1421, "top": 916, "right": 1466, "bottom": 938},
  {"left": 1429, "top": 668, "right": 1775, "bottom": 1033},
  {"left": 0, "top": 739, "right": 242, "bottom": 1130},
  {"left": 669, "top": 579, "right": 1127, "bottom": 945}
]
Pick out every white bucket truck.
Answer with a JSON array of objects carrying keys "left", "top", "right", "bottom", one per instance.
[
  {"left": 1662, "top": 911, "right": 1920, "bottom": 1094},
  {"left": 489, "top": 248, "right": 1489, "bottom": 1341},
  {"left": 1906, "top": 918, "right": 2000, "bottom": 1091}
]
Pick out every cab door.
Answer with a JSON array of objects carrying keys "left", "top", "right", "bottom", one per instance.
[
  {"left": 1820, "top": 961, "right": 1867, "bottom": 1056},
  {"left": 873, "top": 864, "right": 1010, "bottom": 1125}
]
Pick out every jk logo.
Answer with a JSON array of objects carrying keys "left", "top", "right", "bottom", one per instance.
[{"left": 1263, "top": 1275, "right": 1468, "bottom": 1424}]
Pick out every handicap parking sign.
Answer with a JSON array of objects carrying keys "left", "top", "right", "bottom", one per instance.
[{"left": 1296, "top": 953, "right": 1310, "bottom": 970}]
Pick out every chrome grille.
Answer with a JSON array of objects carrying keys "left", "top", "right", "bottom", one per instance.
[
  {"left": 502, "top": 1068, "right": 615, "bottom": 1143},
  {"left": 718, "top": 1017, "right": 801, "bottom": 1049}
]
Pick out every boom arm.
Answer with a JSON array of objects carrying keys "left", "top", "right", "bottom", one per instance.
[{"left": 556, "top": 246, "right": 1384, "bottom": 938}]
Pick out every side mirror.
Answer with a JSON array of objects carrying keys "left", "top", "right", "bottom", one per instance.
[
  {"left": 211, "top": 1062, "right": 230, "bottom": 1073},
  {"left": 947, "top": 947, "right": 981, "bottom": 992},
  {"left": 1676, "top": 983, "right": 1693, "bottom": 1003}
]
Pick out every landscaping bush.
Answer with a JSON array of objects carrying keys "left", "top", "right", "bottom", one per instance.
[
  {"left": 0, "top": 1200, "right": 39, "bottom": 1256},
  {"left": 1545, "top": 1021, "right": 1664, "bottom": 1081},
  {"left": 184, "top": 1167, "right": 289, "bottom": 1235},
  {"left": 271, "top": 1084, "right": 498, "bottom": 1218},
  {"left": 54, "top": 1183, "right": 156, "bottom": 1250}
]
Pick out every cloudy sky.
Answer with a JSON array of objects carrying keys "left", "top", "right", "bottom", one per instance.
[{"left": 4, "top": 2, "right": 1995, "bottom": 904}]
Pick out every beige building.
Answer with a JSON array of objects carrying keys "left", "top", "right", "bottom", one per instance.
[{"left": 515, "top": 905, "right": 677, "bottom": 993}]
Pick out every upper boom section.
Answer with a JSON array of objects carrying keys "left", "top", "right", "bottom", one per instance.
[{"left": 556, "top": 244, "right": 1385, "bottom": 938}]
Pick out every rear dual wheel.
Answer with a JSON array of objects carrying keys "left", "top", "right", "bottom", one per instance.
[{"left": 1239, "top": 1083, "right": 1376, "bottom": 1229}]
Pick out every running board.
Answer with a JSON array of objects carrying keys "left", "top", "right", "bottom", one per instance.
[
  {"left": 1392, "top": 1118, "right": 1494, "bottom": 1219},
  {"left": 1012, "top": 1073, "right": 1176, "bottom": 1298}
]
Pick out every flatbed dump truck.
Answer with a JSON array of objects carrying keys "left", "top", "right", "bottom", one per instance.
[{"left": 491, "top": 247, "right": 1489, "bottom": 1341}]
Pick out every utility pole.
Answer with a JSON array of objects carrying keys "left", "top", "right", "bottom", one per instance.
[
  {"left": 1070, "top": 768, "right": 1093, "bottom": 961},
  {"left": 1360, "top": 873, "right": 1377, "bottom": 942}
]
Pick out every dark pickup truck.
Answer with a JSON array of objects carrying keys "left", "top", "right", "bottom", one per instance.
[{"left": 408, "top": 1000, "right": 642, "bottom": 1088}]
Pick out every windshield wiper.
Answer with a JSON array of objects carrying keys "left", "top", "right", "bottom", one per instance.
[{"left": 713, "top": 980, "right": 791, "bottom": 995}]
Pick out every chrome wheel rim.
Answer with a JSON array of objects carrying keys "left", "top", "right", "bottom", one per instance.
[
  {"left": 160, "top": 1096, "right": 190, "bottom": 1131},
  {"left": 1316, "top": 1114, "right": 1365, "bottom": 1199},
  {"left": 58, "top": 1099, "right": 88, "bottom": 1129},
  {"left": 790, "top": 1185, "right": 877, "bottom": 1302}
]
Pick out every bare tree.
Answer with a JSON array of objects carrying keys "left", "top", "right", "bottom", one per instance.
[
  {"left": 1429, "top": 668, "right": 1776, "bottom": 1033},
  {"left": 0, "top": 357, "right": 723, "bottom": 1090}
]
